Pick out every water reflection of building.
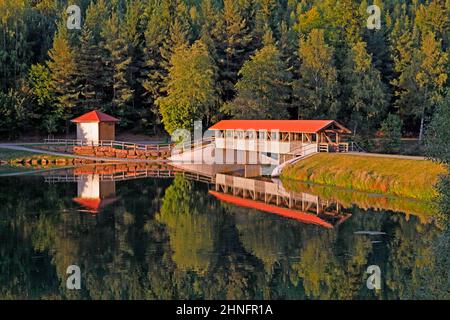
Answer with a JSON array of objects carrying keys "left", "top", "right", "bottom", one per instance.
[
  {"left": 73, "top": 174, "right": 117, "bottom": 213},
  {"left": 44, "top": 164, "right": 352, "bottom": 225},
  {"left": 45, "top": 164, "right": 213, "bottom": 214},
  {"left": 209, "top": 173, "right": 352, "bottom": 229}
]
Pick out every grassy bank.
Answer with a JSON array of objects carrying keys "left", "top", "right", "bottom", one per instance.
[
  {"left": 280, "top": 154, "right": 446, "bottom": 201},
  {"left": 0, "top": 148, "right": 73, "bottom": 162},
  {"left": 280, "top": 181, "right": 436, "bottom": 223}
]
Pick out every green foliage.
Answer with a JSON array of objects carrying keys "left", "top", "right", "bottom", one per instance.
[
  {"left": 426, "top": 95, "right": 450, "bottom": 165},
  {"left": 425, "top": 95, "right": 450, "bottom": 218},
  {"left": 157, "top": 175, "right": 218, "bottom": 273},
  {"left": 380, "top": 113, "right": 403, "bottom": 153},
  {"left": 46, "top": 25, "right": 78, "bottom": 125},
  {"left": 222, "top": 43, "right": 291, "bottom": 119},
  {"left": 392, "top": 30, "right": 448, "bottom": 141},
  {"left": 342, "top": 41, "right": 388, "bottom": 134},
  {"left": 102, "top": 12, "right": 134, "bottom": 124},
  {"left": 295, "top": 29, "right": 340, "bottom": 118},
  {"left": 0, "top": 89, "right": 28, "bottom": 138},
  {"left": 211, "top": 0, "right": 256, "bottom": 102},
  {"left": 157, "top": 40, "right": 219, "bottom": 134},
  {"left": 28, "top": 64, "right": 53, "bottom": 108},
  {"left": 0, "top": 0, "right": 449, "bottom": 141}
]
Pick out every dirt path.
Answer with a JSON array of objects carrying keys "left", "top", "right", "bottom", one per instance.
[{"left": 347, "top": 152, "right": 427, "bottom": 161}]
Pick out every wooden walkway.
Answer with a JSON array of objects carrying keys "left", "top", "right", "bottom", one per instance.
[{"left": 44, "top": 138, "right": 173, "bottom": 152}]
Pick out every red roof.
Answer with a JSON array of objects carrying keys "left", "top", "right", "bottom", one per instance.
[
  {"left": 209, "top": 191, "right": 333, "bottom": 228},
  {"left": 73, "top": 197, "right": 117, "bottom": 214},
  {"left": 71, "top": 110, "right": 119, "bottom": 123},
  {"left": 208, "top": 120, "right": 340, "bottom": 133}
]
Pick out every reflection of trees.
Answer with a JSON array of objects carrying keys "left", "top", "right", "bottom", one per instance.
[
  {"left": 157, "top": 175, "right": 218, "bottom": 274},
  {"left": 234, "top": 209, "right": 302, "bottom": 273},
  {"left": 0, "top": 174, "right": 447, "bottom": 299},
  {"left": 384, "top": 215, "right": 446, "bottom": 299}
]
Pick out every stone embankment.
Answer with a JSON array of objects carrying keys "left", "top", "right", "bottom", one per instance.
[
  {"left": 72, "top": 146, "right": 171, "bottom": 160},
  {"left": 11, "top": 157, "right": 97, "bottom": 167}
]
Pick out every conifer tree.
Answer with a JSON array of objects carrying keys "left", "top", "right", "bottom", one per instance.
[
  {"left": 46, "top": 24, "right": 78, "bottom": 125},
  {"left": 141, "top": 1, "right": 189, "bottom": 131},
  {"left": 101, "top": 12, "right": 134, "bottom": 125},
  {"left": 393, "top": 31, "right": 448, "bottom": 141},
  {"left": 76, "top": 27, "right": 106, "bottom": 112},
  {"left": 212, "top": 0, "right": 256, "bottom": 102},
  {"left": 73, "top": 0, "right": 111, "bottom": 112},
  {"left": 295, "top": 28, "right": 339, "bottom": 119},
  {"left": 342, "top": 41, "right": 388, "bottom": 135},
  {"left": 222, "top": 40, "right": 291, "bottom": 119}
]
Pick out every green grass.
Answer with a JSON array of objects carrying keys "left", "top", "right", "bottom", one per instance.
[
  {"left": 0, "top": 148, "right": 45, "bottom": 161},
  {"left": 280, "top": 153, "right": 446, "bottom": 201},
  {"left": 0, "top": 147, "right": 73, "bottom": 163}
]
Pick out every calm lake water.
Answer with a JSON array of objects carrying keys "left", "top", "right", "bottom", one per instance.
[{"left": 0, "top": 164, "right": 446, "bottom": 299}]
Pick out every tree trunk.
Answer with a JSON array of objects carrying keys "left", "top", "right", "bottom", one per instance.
[
  {"left": 418, "top": 113, "right": 425, "bottom": 142},
  {"left": 419, "top": 89, "right": 428, "bottom": 142}
]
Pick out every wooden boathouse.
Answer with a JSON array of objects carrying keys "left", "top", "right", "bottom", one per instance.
[{"left": 208, "top": 120, "right": 352, "bottom": 164}]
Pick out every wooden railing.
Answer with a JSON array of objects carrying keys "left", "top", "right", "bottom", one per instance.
[
  {"left": 172, "top": 136, "right": 216, "bottom": 154},
  {"left": 319, "top": 142, "right": 350, "bottom": 153},
  {"left": 319, "top": 143, "right": 330, "bottom": 152},
  {"left": 289, "top": 143, "right": 318, "bottom": 156},
  {"left": 349, "top": 141, "right": 365, "bottom": 152},
  {"left": 44, "top": 139, "right": 173, "bottom": 152},
  {"left": 44, "top": 169, "right": 214, "bottom": 184}
]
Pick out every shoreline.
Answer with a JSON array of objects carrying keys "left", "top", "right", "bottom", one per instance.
[{"left": 280, "top": 153, "right": 446, "bottom": 201}]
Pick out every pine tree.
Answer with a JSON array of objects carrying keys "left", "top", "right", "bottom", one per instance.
[
  {"left": 342, "top": 41, "right": 388, "bottom": 135},
  {"left": 393, "top": 31, "right": 448, "bottom": 141},
  {"left": 295, "top": 28, "right": 339, "bottom": 119},
  {"left": 101, "top": 12, "right": 134, "bottom": 125},
  {"left": 46, "top": 24, "right": 78, "bottom": 125},
  {"left": 380, "top": 113, "right": 403, "bottom": 153},
  {"left": 415, "top": 32, "right": 448, "bottom": 141},
  {"left": 141, "top": 1, "right": 189, "bottom": 132},
  {"left": 157, "top": 40, "right": 219, "bottom": 134},
  {"left": 73, "top": 0, "right": 111, "bottom": 113},
  {"left": 141, "top": 0, "right": 173, "bottom": 130},
  {"left": 222, "top": 42, "right": 291, "bottom": 119},
  {"left": 212, "top": 0, "right": 256, "bottom": 102},
  {"left": 76, "top": 27, "right": 107, "bottom": 112},
  {"left": 121, "top": 0, "right": 146, "bottom": 125}
]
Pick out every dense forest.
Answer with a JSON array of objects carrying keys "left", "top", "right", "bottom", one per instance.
[{"left": 0, "top": 0, "right": 449, "bottom": 144}]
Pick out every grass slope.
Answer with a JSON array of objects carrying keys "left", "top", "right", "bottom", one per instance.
[
  {"left": 280, "top": 153, "right": 446, "bottom": 201},
  {"left": 0, "top": 147, "right": 71, "bottom": 161}
]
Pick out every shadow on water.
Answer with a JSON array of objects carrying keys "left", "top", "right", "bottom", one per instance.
[{"left": 0, "top": 163, "right": 447, "bottom": 299}]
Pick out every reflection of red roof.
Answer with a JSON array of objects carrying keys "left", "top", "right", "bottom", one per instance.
[
  {"left": 209, "top": 120, "right": 349, "bottom": 134},
  {"left": 209, "top": 191, "right": 333, "bottom": 229},
  {"left": 73, "top": 197, "right": 117, "bottom": 214},
  {"left": 71, "top": 110, "right": 119, "bottom": 123}
]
